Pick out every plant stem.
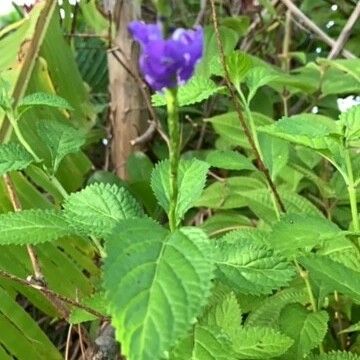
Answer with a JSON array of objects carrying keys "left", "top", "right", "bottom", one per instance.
[
  {"left": 8, "top": 112, "right": 41, "bottom": 163},
  {"left": 345, "top": 149, "right": 359, "bottom": 232},
  {"left": 165, "top": 88, "right": 180, "bottom": 232}
]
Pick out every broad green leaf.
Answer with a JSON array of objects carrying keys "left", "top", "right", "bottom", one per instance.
[
  {"left": 152, "top": 76, "right": 223, "bottom": 107},
  {"left": 63, "top": 183, "right": 143, "bottom": 237},
  {"left": 339, "top": 105, "right": 360, "bottom": 147},
  {"left": 206, "top": 111, "right": 273, "bottom": 149},
  {"left": 300, "top": 255, "right": 360, "bottom": 302},
  {"left": 226, "top": 51, "right": 252, "bottom": 86},
  {"left": 215, "top": 235, "right": 295, "bottom": 295},
  {"left": 279, "top": 304, "right": 328, "bottom": 359},
  {"left": 246, "top": 287, "right": 308, "bottom": 328},
  {"left": 259, "top": 133, "right": 288, "bottom": 180},
  {"left": 0, "top": 143, "right": 33, "bottom": 175},
  {"left": 269, "top": 214, "right": 343, "bottom": 257},
  {"left": 203, "top": 292, "right": 242, "bottom": 338},
  {"left": 220, "top": 16, "right": 250, "bottom": 34},
  {"left": 232, "top": 326, "right": 293, "bottom": 359},
  {"left": 170, "top": 325, "right": 236, "bottom": 360},
  {"left": 35, "top": 119, "right": 86, "bottom": 172},
  {"left": 0, "top": 209, "right": 70, "bottom": 245},
  {"left": 151, "top": 158, "right": 209, "bottom": 224},
  {"left": 103, "top": 219, "right": 214, "bottom": 360},
  {"left": 201, "top": 212, "right": 253, "bottom": 237},
  {"left": 205, "top": 150, "right": 255, "bottom": 171},
  {"left": 246, "top": 67, "right": 279, "bottom": 102},
  {"left": 308, "top": 351, "right": 360, "bottom": 360},
  {"left": 18, "top": 92, "right": 73, "bottom": 110},
  {"left": 258, "top": 114, "right": 341, "bottom": 150}
]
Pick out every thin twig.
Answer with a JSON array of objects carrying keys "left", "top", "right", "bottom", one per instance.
[
  {"left": 328, "top": 0, "right": 360, "bottom": 59},
  {"left": 3, "top": 174, "right": 44, "bottom": 282},
  {"left": 194, "top": 0, "right": 207, "bottom": 26},
  {"left": 130, "top": 120, "right": 157, "bottom": 146},
  {"left": 0, "top": 269, "right": 106, "bottom": 319},
  {"left": 279, "top": 0, "right": 356, "bottom": 59},
  {"left": 65, "top": 324, "right": 73, "bottom": 360},
  {"left": 209, "top": 0, "right": 286, "bottom": 213}
]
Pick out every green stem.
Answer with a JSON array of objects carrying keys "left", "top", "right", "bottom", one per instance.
[
  {"left": 8, "top": 112, "right": 41, "bottom": 162},
  {"left": 345, "top": 149, "right": 359, "bottom": 232},
  {"left": 165, "top": 88, "right": 180, "bottom": 232}
]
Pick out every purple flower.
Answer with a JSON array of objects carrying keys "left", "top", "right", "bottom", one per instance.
[{"left": 128, "top": 21, "right": 203, "bottom": 91}]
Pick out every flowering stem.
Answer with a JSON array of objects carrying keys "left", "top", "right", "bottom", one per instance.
[
  {"left": 345, "top": 149, "right": 359, "bottom": 233},
  {"left": 165, "top": 88, "right": 180, "bottom": 232}
]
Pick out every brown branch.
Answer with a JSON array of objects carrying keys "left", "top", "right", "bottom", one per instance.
[
  {"left": 0, "top": 269, "right": 106, "bottom": 319},
  {"left": 328, "top": 1, "right": 360, "bottom": 59},
  {"left": 279, "top": 0, "right": 356, "bottom": 59},
  {"left": 3, "top": 174, "right": 44, "bottom": 283},
  {"left": 130, "top": 120, "right": 157, "bottom": 146},
  {"left": 209, "top": 0, "right": 286, "bottom": 213}
]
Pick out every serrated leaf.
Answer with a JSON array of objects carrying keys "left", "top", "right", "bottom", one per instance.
[
  {"left": 205, "top": 150, "right": 255, "bottom": 171},
  {"left": 170, "top": 325, "right": 236, "bottom": 360},
  {"left": 203, "top": 292, "right": 241, "bottom": 338},
  {"left": 258, "top": 114, "right": 341, "bottom": 150},
  {"left": 338, "top": 321, "right": 360, "bottom": 334},
  {"left": 0, "top": 143, "right": 34, "bottom": 175},
  {"left": 269, "top": 214, "right": 343, "bottom": 257},
  {"left": 232, "top": 326, "right": 293, "bottom": 359},
  {"left": 215, "top": 234, "right": 295, "bottom": 295},
  {"left": 300, "top": 255, "right": 360, "bottom": 302},
  {"left": 103, "top": 219, "right": 214, "bottom": 360},
  {"left": 0, "top": 209, "right": 70, "bottom": 245},
  {"left": 246, "top": 66, "right": 279, "bottom": 102},
  {"left": 246, "top": 287, "right": 308, "bottom": 328},
  {"left": 308, "top": 351, "right": 360, "bottom": 360},
  {"left": 226, "top": 51, "right": 252, "bottom": 86},
  {"left": 339, "top": 105, "right": 360, "bottom": 146},
  {"left": 63, "top": 183, "right": 143, "bottom": 237},
  {"left": 279, "top": 304, "right": 328, "bottom": 359},
  {"left": 35, "top": 119, "right": 86, "bottom": 172},
  {"left": 152, "top": 76, "right": 223, "bottom": 107},
  {"left": 18, "top": 92, "right": 73, "bottom": 110},
  {"left": 151, "top": 158, "right": 209, "bottom": 225}
]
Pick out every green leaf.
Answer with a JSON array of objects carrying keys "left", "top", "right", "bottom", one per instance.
[
  {"left": 232, "top": 326, "right": 293, "bottom": 359},
  {"left": 103, "top": 219, "right": 214, "bottom": 360},
  {"left": 170, "top": 325, "right": 236, "bottom": 360},
  {"left": 269, "top": 214, "right": 343, "bottom": 257},
  {"left": 259, "top": 133, "right": 288, "bottom": 180},
  {"left": 246, "top": 66, "right": 279, "bottom": 103},
  {"left": 300, "top": 255, "right": 360, "bottom": 302},
  {"left": 206, "top": 111, "right": 273, "bottom": 149},
  {"left": 215, "top": 234, "right": 295, "bottom": 295},
  {"left": 338, "top": 321, "right": 360, "bottom": 334},
  {"left": 18, "top": 92, "right": 73, "bottom": 110},
  {"left": 35, "top": 119, "right": 86, "bottom": 172},
  {"left": 205, "top": 150, "right": 255, "bottom": 171},
  {"left": 308, "top": 351, "right": 360, "bottom": 360},
  {"left": 69, "top": 292, "right": 107, "bottom": 324},
  {"left": 203, "top": 292, "right": 242, "bottom": 338},
  {"left": 226, "top": 51, "right": 252, "bottom": 86},
  {"left": 279, "top": 304, "right": 328, "bottom": 359},
  {"left": 152, "top": 76, "right": 223, "bottom": 107},
  {"left": 151, "top": 158, "right": 209, "bottom": 224},
  {"left": 0, "top": 209, "right": 70, "bottom": 245},
  {"left": 63, "top": 183, "right": 143, "bottom": 237},
  {"left": 258, "top": 114, "right": 341, "bottom": 150},
  {"left": 246, "top": 287, "right": 308, "bottom": 328},
  {"left": 220, "top": 16, "right": 250, "bottom": 35},
  {"left": 339, "top": 105, "right": 360, "bottom": 147},
  {"left": 0, "top": 143, "right": 34, "bottom": 175}
]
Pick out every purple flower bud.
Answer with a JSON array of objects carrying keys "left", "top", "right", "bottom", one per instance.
[{"left": 128, "top": 21, "right": 203, "bottom": 91}]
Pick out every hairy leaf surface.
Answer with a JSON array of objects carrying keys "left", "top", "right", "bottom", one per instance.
[{"left": 0, "top": 143, "right": 33, "bottom": 175}]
